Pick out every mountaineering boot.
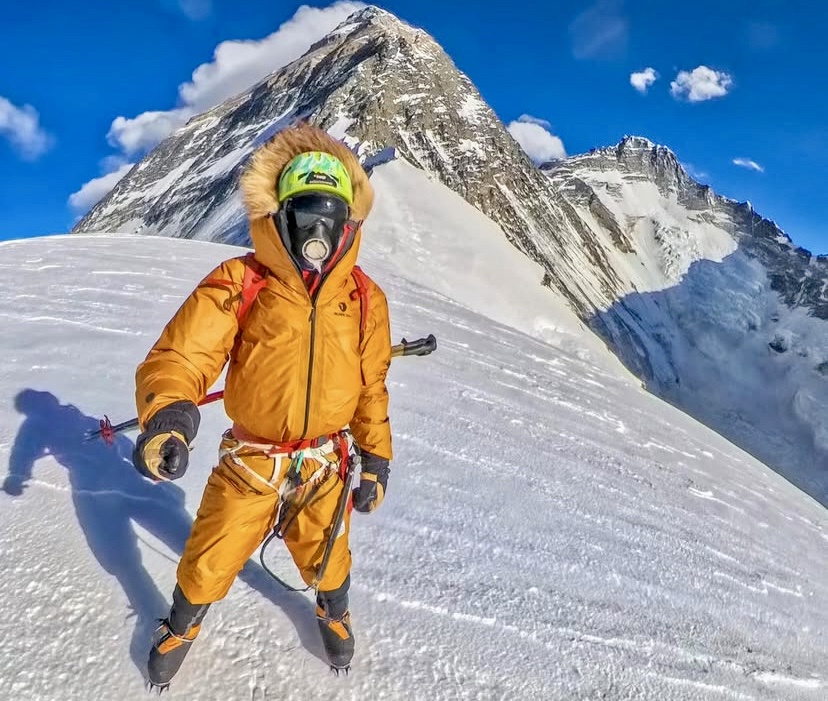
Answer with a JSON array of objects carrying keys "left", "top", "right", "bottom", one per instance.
[
  {"left": 316, "top": 607, "right": 355, "bottom": 673},
  {"left": 316, "top": 577, "right": 355, "bottom": 672},
  {"left": 147, "top": 585, "right": 211, "bottom": 691}
]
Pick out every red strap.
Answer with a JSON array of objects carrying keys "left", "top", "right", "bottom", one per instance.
[
  {"left": 207, "top": 254, "right": 370, "bottom": 342},
  {"left": 238, "top": 253, "right": 268, "bottom": 325},
  {"left": 202, "top": 253, "right": 268, "bottom": 325},
  {"left": 350, "top": 266, "right": 370, "bottom": 341},
  {"left": 231, "top": 423, "right": 337, "bottom": 451}
]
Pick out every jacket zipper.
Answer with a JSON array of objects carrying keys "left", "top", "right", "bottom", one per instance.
[
  {"left": 300, "top": 304, "right": 317, "bottom": 439},
  {"left": 298, "top": 263, "right": 342, "bottom": 439}
]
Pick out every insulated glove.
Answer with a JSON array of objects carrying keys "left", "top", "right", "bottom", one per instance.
[
  {"left": 352, "top": 451, "right": 390, "bottom": 513},
  {"left": 133, "top": 400, "right": 200, "bottom": 482}
]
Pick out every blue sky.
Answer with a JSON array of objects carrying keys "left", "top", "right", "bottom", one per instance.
[{"left": 0, "top": 0, "right": 825, "bottom": 253}]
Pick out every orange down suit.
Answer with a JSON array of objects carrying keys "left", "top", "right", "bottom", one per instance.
[{"left": 135, "top": 125, "right": 393, "bottom": 604}]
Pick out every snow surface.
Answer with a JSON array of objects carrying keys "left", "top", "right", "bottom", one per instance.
[
  {"left": 560, "top": 167, "right": 735, "bottom": 291},
  {"left": 1, "top": 225, "right": 827, "bottom": 700}
]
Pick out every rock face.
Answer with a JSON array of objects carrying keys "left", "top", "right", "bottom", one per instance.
[
  {"left": 548, "top": 136, "right": 828, "bottom": 499},
  {"left": 73, "top": 6, "right": 631, "bottom": 315},
  {"left": 551, "top": 135, "right": 828, "bottom": 319},
  {"left": 72, "top": 6, "right": 828, "bottom": 498}
]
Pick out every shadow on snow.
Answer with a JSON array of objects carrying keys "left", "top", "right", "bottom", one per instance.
[
  {"left": 586, "top": 249, "right": 828, "bottom": 508},
  {"left": 2, "top": 389, "right": 326, "bottom": 679}
]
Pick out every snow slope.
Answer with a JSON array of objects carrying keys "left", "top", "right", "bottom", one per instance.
[
  {"left": 3, "top": 157, "right": 827, "bottom": 700},
  {"left": 1, "top": 225, "right": 827, "bottom": 700}
]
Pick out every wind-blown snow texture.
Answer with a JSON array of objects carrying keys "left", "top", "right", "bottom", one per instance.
[{"left": 3, "top": 168, "right": 828, "bottom": 698}]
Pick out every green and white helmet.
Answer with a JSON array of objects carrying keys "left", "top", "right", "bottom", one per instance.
[{"left": 277, "top": 151, "right": 353, "bottom": 205}]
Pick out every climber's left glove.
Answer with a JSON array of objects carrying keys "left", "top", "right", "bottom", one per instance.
[{"left": 352, "top": 451, "right": 390, "bottom": 513}]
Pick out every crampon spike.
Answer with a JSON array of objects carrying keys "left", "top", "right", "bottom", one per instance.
[{"left": 145, "top": 679, "right": 169, "bottom": 694}]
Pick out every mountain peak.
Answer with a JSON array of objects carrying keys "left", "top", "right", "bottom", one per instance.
[
  {"left": 618, "top": 135, "right": 657, "bottom": 151},
  {"left": 614, "top": 135, "right": 681, "bottom": 165},
  {"left": 306, "top": 4, "right": 436, "bottom": 63},
  {"left": 560, "top": 134, "right": 695, "bottom": 197},
  {"left": 329, "top": 5, "right": 424, "bottom": 40},
  {"left": 347, "top": 4, "right": 401, "bottom": 23}
]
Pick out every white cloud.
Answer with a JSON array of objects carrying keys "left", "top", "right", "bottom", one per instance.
[
  {"left": 100, "top": 154, "right": 132, "bottom": 173},
  {"left": 107, "top": 1, "right": 366, "bottom": 156},
  {"left": 630, "top": 67, "right": 658, "bottom": 94},
  {"left": 732, "top": 157, "right": 764, "bottom": 173},
  {"left": 569, "top": 0, "right": 628, "bottom": 60},
  {"left": 107, "top": 109, "right": 191, "bottom": 156},
  {"left": 515, "top": 114, "right": 552, "bottom": 129},
  {"left": 670, "top": 66, "right": 733, "bottom": 102},
  {"left": 68, "top": 162, "right": 135, "bottom": 214},
  {"left": 508, "top": 116, "right": 567, "bottom": 164},
  {"left": 0, "top": 96, "right": 52, "bottom": 160}
]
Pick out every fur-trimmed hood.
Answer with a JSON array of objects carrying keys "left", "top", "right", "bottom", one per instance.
[
  {"left": 239, "top": 123, "right": 373, "bottom": 290},
  {"left": 240, "top": 123, "right": 373, "bottom": 222}
]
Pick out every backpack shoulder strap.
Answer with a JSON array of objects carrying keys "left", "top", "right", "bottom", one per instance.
[
  {"left": 350, "top": 265, "right": 372, "bottom": 342},
  {"left": 238, "top": 252, "right": 268, "bottom": 325},
  {"left": 207, "top": 256, "right": 366, "bottom": 337}
]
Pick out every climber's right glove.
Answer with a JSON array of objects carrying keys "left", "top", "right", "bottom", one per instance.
[{"left": 133, "top": 400, "right": 200, "bottom": 481}]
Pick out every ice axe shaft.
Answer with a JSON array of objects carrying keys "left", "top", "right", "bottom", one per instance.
[
  {"left": 87, "top": 335, "right": 437, "bottom": 444},
  {"left": 86, "top": 390, "right": 224, "bottom": 445}
]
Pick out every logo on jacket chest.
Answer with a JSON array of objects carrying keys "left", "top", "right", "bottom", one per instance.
[{"left": 335, "top": 302, "right": 350, "bottom": 318}]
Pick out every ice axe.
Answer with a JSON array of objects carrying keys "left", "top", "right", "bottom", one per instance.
[
  {"left": 86, "top": 334, "right": 437, "bottom": 445},
  {"left": 391, "top": 333, "right": 436, "bottom": 358}
]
